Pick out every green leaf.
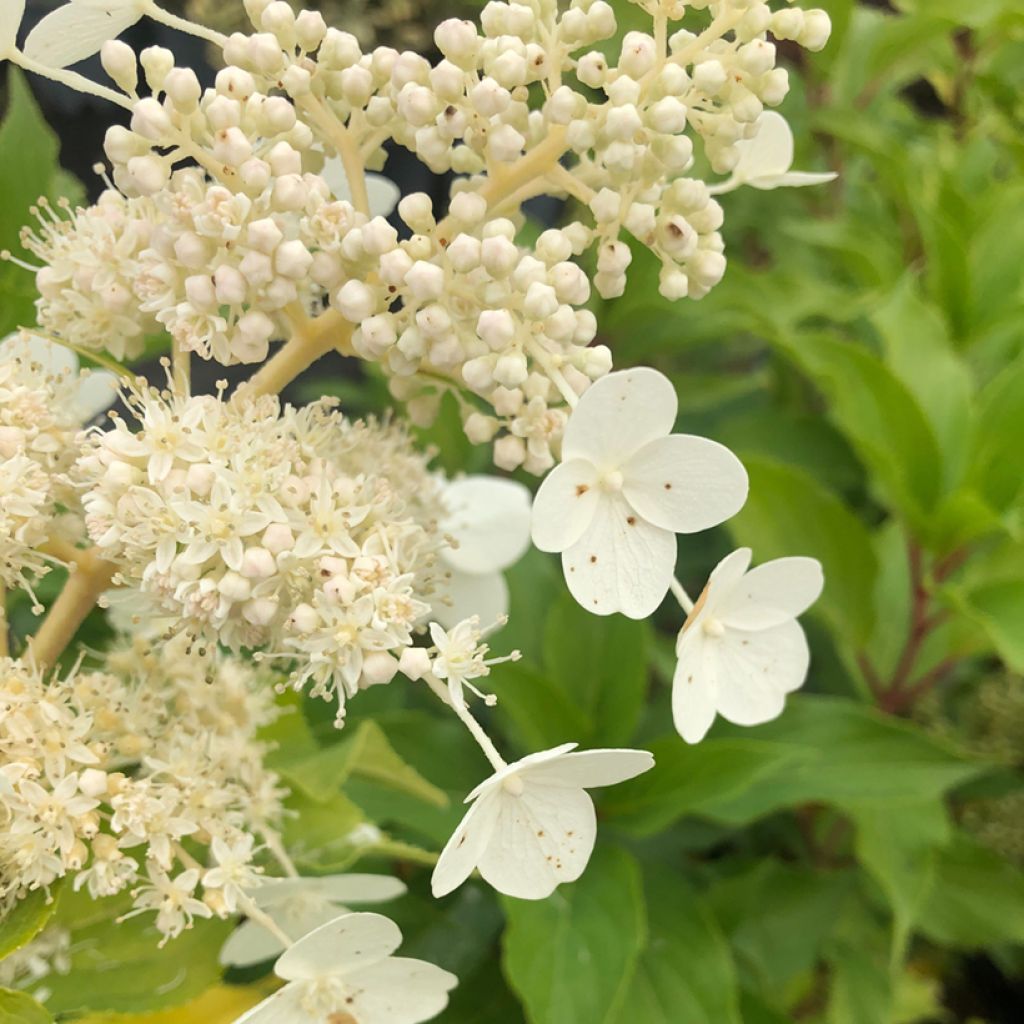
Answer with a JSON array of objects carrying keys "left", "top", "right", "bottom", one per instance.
[
  {"left": 493, "top": 662, "right": 592, "bottom": 752},
  {"left": 917, "top": 834, "right": 1024, "bottom": 947},
  {"left": 42, "top": 915, "right": 232, "bottom": 1016},
  {"left": 709, "top": 862, "right": 851, "bottom": 1004},
  {"left": 775, "top": 333, "right": 943, "bottom": 524},
  {"left": 851, "top": 799, "right": 951, "bottom": 958},
  {"left": 953, "top": 579, "right": 1024, "bottom": 672},
  {"left": 0, "top": 990, "right": 52, "bottom": 1024},
  {"left": 0, "top": 888, "right": 59, "bottom": 961},
  {"left": 502, "top": 846, "right": 647, "bottom": 1024},
  {"left": 541, "top": 592, "right": 650, "bottom": 745},
  {"left": 278, "top": 719, "right": 448, "bottom": 807},
  {"left": 608, "top": 870, "right": 741, "bottom": 1024},
  {"left": 601, "top": 736, "right": 805, "bottom": 836},
  {"left": 703, "top": 697, "right": 983, "bottom": 825},
  {"left": 0, "top": 70, "right": 85, "bottom": 336},
  {"left": 870, "top": 275, "right": 973, "bottom": 489},
  {"left": 968, "top": 361, "right": 1024, "bottom": 512},
  {"left": 727, "top": 456, "right": 878, "bottom": 645}
]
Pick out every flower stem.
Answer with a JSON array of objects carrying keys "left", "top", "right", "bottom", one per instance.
[
  {"left": 236, "top": 893, "right": 294, "bottom": 949},
  {"left": 424, "top": 672, "right": 507, "bottom": 771},
  {"left": 262, "top": 829, "right": 300, "bottom": 879},
  {"left": 243, "top": 306, "right": 354, "bottom": 398},
  {"left": 670, "top": 577, "right": 694, "bottom": 614},
  {"left": 11, "top": 52, "right": 132, "bottom": 110},
  {"left": 145, "top": 1, "right": 228, "bottom": 47},
  {"left": 297, "top": 95, "right": 371, "bottom": 216},
  {"left": 29, "top": 548, "right": 115, "bottom": 667}
]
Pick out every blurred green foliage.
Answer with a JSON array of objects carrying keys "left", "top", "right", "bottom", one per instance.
[{"left": 3, "top": 1, "right": 1024, "bottom": 1022}]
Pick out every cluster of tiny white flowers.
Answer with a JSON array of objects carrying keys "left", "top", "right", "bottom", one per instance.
[
  {"left": 75, "top": 383, "right": 447, "bottom": 719},
  {"left": 0, "top": 638, "right": 285, "bottom": 941},
  {"left": 0, "top": 344, "right": 91, "bottom": 602},
  {"left": 11, "top": 0, "right": 833, "bottom": 471}
]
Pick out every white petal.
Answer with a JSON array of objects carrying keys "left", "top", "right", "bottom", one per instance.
[
  {"left": 748, "top": 171, "right": 838, "bottom": 191},
  {"left": 622, "top": 434, "right": 748, "bottom": 534},
  {"left": 322, "top": 157, "right": 401, "bottom": 217},
  {"left": 561, "top": 493, "right": 675, "bottom": 619},
  {"left": 465, "top": 743, "right": 579, "bottom": 802},
  {"left": 229, "top": 983, "right": 305, "bottom": 1024},
  {"left": 733, "top": 111, "right": 795, "bottom": 181},
  {"left": 431, "top": 569, "right": 508, "bottom": 631},
  {"left": 530, "top": 459, "right": 600, "bottom": 553},
  {"left": 714, "top": 619, "right": 810, "bottom": 727},
  {"left": 220, "top": 917, "right": 294, "bottom": 968},
  {"left": 431, "top": 794, "right": 501, "bottom": 898},
  {"left": 255, "top": 874, "right": 406, "bottom": 908},
  {"left": 563, "top": 367, "right": 677, "bottom": 467},
  {"left": 477, "top": 785, "right": 597, "bottom": 900},
  {"left": 344, "top": 956, "right": 459, "bottom": 1024},
  {"left": 672, "top": 627, "right": 719, "bottom": 744},
  {"left": 0, "top": 1, "right": 25, "bottom": 54},
  {"left": 24, "top": 3, "right": 142, "bottom": 68},
  {"left": 525, "top": 748, "right": 655, "bottom": 788},
  {"left": 697, "top": 547, "right": 753, "bottom": 622},
  {"left": 721, "top": 556, "right": 824, "bottom": 630},
  {"left": 441, "top": 475, "right": 532, "bottom": 574},
  {"left": 74, "top": 371, "right": 119, "bottom": 421},
  {"left": 275, "top": 912, "right": 402, "bottom": 982}
]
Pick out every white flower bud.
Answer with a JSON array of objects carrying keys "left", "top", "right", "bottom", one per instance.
[
  {"left": 493, "top": 351, "right": 528, "bottom": 387},
  {"left": 205, "top": 95, "right": 241, "bottom": 131},
  {"left": 321, "top": 29, "right": 361, "bottom": 68},
  {"left": 361, "top": 651, "right": 399, "bottom": 688},
  {"left": 272, "top": 173, "right": 308, "bottom": 211},
  {"left": 263, "top": 523, "right": 295, "bottom": 554},
  {"left": 282, "top": 64, "right": 312, "bottom": 96},
  {"left": 477, "top": 309, "right": 517, "bottom": 350},
  {"left": 295, "top": 9, "right": 327, "bottom": 51},
  {"left": 288, "top": 603, "right": 319, "bottom": 633},
  {"left": 139, "top": 46, "right": 174, "bottom": 92},
  {"left": 606, "top": 75, "right": 640, "bottom": 107},
  {"left": 771, "top": 9, "right": 805, "bottom": 41},
  {"left": 690, "top": 249, "right": 727, "bottom": 289},
  {"left": 101, "top": 40, "right": 137, "bottom": 94},
  {"left": 693, "top": 60, "right": 728, "bottom": 95},
  {"left": 126, "top": 154, "right": 169, "bottom": 194},
  {"left": 800, "top": 10, "right": 832, "bottom": 51},
  {"left": 261, "top": 96, "right": 297, "bottom": 134},
  {"left": 185, "top": 274, "right": 217, "bottom": 310},
  {"left": 336, "top": 280, "right": 377, "bottom": 322},
  {"left": 163, "top": 69, "right": 200, "bottom": 115},
  {"left": 240, "top": 547, "right": 277, "bottom": 579},
  {"left": 404, "top": 261, "right": 445, "bottom": 301},
  {"left": 174, "top": 232, "right": 209, "bottom": 268},
  {"left": 619, "top": 31, "right": 657, "bottom": 78},
  {"left": 275, "top": 239, "right": 313, "bottom": 279},
  {"left": 549, "top": 262, "right": 590, "bottom": 305},
  {"left": 130, "top": 97, "right": 172, "bottom": 141},
  {"left": 340, "top": 65, "right": 374, "bottom": 105},
  {"left": 760, "top": 67, "right": 790, "bottom": 106},
  {"left": 446, "top": 234, "right": 482, "bottom": 272},
  {"left": 738, "top": 39, "right": 776, "bottom": 77},
  {"left": 584, "top": 344, "right": 612, "bottom": 377},
  {"left": 463, "top": 355, "right": 496, "bottom": 390},
  {"left": 214, "top": 126, "right": 253, "bottom": 167},
  {"left": 79, "top": 769, "right": 109, "bottom": 799},
  {"left": 575, "top": 52, "right": 608, "bottom": 89},
  {"left": 470, "top": 77, "right": 510, "bottom": 117},
  {"left": 659, "top": 267, "right": 690, "bottom": 301},
  {"left": 648, "top": 96, "right": 688, "bottom": 134},
  {"left": 493, "top": 434, "right": 526, "bottom": 471},
  {"left": 464, "top": 412, "right": 499, "bottom": 443},
  {"left": 488, "top": 123, "right": 526, "bottom": 162},
  {"left": 398, "top": 646, "right": 432, "bottom": 681},
  {"left": 586, "top": 0, "right": 617, "bottom": 39},
  {"left": 362, "top": 218, "right": 399, "bottom": 256},
  {"left": 448, "top": 191, "right": 488, "bottom": 227},
  {"left": 186, "top": 463, "right": 216, "bottom": 496},
  {"left": 523, "top": 281, "right": 558, "bottom": 320},
  {"left": 236, "top": 310, "right": 276, "bottom": 361},
  {"left": 399, "top": 193, "right": 435, "bottom": 233}
]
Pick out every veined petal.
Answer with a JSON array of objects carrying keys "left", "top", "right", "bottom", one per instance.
[
  {"left": 563, "top": 367, "right": 677, "bottom": 467},
  {"left": 0, "top": 332, "right": 76, "bottom": 375},
  {"left": 74, "top": 371, "right": 119, "bottom": 421},
  {"left": 733, "top": 111, "right": 795, "bottom": 181},
  {"left": 714, "top": 619, "right": 810, "bottom": 727},
  {"left": 431, "top": 792, "right": 501, "bottom": 898},
  {"left": 721, "top": 556, "right": 824, "bottom": 630},
  {"left": 432, "top": 569, "right": 509, "bottom": 631},
  {"left": 697, "top": 547, "right": 753, "bottom": 623},
  {"left": 441, "top": 475, "right": 532, "bottom": 574},
  {"left": 526, "top": 748, "right": 655, "bottom": 789},
  {"left": 255, "top": 874, "right": 406, "bottom": 908},
  {"left": 477, "top": 785, "right": 597, "bottom": 899},
  {"left": 343, "top": 956, "right": 459, "bottom": 1024},
  {"left": 0, "top": 1, "right": 25, "bottom": 54},
  {"left": 531, "top": 459, "right": 600, "bottom": 553},
  {"left": 672, "top": 626, "right": 719, "bottom": 744},
  {"left": 274, "top": 912, "right": 401, "bottom": 981},
  {"left": 219, "top": 909, "right": 340, "bottom": 968},
  {"left": 562, "top": 493, "right": 675, "bottom": 619},
  {"left": 322, "top": 157, "right": 401, "bottom": 218},
  {"left": 24, "top": 2, "right": 142, "bottom": 68},
  {"left": 623, "top": 433, "right": 748, "bottom": 534}
]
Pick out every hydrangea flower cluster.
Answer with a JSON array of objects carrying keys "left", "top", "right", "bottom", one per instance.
[
  {"left": 0, "top": 637, "right": 285, "bottom": 940},
  {"left": 0, "top": 0, "right": 837, "bottom": 1019}
]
